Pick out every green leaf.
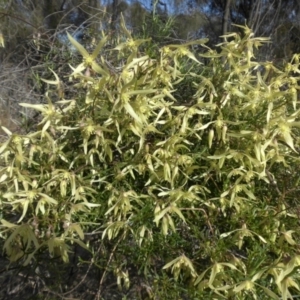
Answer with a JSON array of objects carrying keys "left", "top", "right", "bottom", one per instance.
[
  {"left": 67, "top": 32, "right": 89, "bottom": 58},
  {"left": 1, "top": 219, "right": 18, "bottom": 228},
  {"left": 267, "top": 102, "right": 273, "bottom": 123},
  {"left": 220, "top": 230, "right": 236, "bottom": 238},
  {"left": 184, "top": 49, "right": 201, "bottom": 64},
  {"left": 69, "top": 63, "right": 86, "bottom": 76},
  {"left": 70, "top": 223, "right": 84, "bottom": 240},
  {"left": 233, "top": 280, "right": 254, "bottom": 293},
  {"left": 259, "top": 285, "right": 280, "bottom": 299},
  {"left": 162, "top": 256, "right": 181, "bottom": 270},
  {"left": 119, "top": 13, "right": 132, "bottom": 39},
  {"left": 0, "top": 173, "right": 7, "bottom": 183},
  {"left": 154, "top": 207, "right": 170, "bottom": 225},
  {"left": 124, "top": 55, "right": 149, "bottom": 70},
  {"left": 283, "top": 230, "right": 296, "bottom": 245},
  {"left": 208, "top": 263, "right": 221, "bottom": 286},
  {"left": 17, "top": 199, "right": 29, "bottom": 223},
  {"left": 41, "top": 68, "right": 60, "bottom": 85},
  {"left": 194, "top": 268, "right": 210, "bottom": 286},
  {"left": 171, "top": 206, "right": 186, "bottom": 223},
  {"left": 91, "top": 61, "right": 109, "bottom": 76},
  {"left": 0, "top": 137, "right": 11, "bottom": 153},
  {"left": 91, "top": 36, "right": 107, "bottom": 60},
  {"left": 124, "top": 102, "right": 143, "bottom": 124},
  {"left": 39, "top": 193, "right": 58, "bottom": 205},
  {"left": 241, "top": 186, "right": 256, "bottom": 200},
  {"left": 19, "top": 103, "right": 48, "bottom": 112},
  {"left": 282, "top": 131, "right": 297, "bottom": 153}
]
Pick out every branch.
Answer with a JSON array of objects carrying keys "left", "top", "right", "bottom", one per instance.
[{"left": 0, "top": 10, "right": 38, "bottom": 29}]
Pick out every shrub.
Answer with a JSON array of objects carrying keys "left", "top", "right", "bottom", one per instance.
[{"left": 1, "top": 19, "right": 300, "bottom": 299}]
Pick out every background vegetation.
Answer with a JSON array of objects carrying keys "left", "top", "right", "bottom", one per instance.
[{"left": 1, "top": 1, "right": 300, "bottom": 299}]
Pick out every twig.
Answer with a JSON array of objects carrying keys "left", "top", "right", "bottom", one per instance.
[
  {"left": 60, "top": 254, "right": 95, "bottom": 296},
  {"left": 0, "top": 10, "right": 38, "bottom": 29},
  {"left": 266, "top": 169, "right": 282, "bottom": 195},
  {"left": 96, "top": 231, "right": 126, "bottom": 300}
]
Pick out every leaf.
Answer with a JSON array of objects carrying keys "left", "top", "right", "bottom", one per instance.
[
  {"left": 208, "top": 129, "right": 214, "bottom": 149},
  {"left": 166, "top": 214, "right": 176, "bottom": 232},
  {"left": 196, "top": 121, "right": 215, "bottom": 130},
  {"left": 41, "top": 68, "right": 60, "bottom": 85},
  {"left": 69, "top": 62, "right": 86, "bottom": 76},
  {"left": 251, "top": 269, "right": 267, "bottom": 282},
  {"left": 1, "top": 219, "right": 18, "bottom": 228},
  {"left": 267, "top": 102, "right": 273, "bottom": 123},
  {"left": 67, "top": 32, "right": 89, "bottom": 58},
  {"left": 0, "top": 138, "right": 11, "bottom": 154},
  {"left": 119, "top": 13, "right": 132, "bottom": 39},
  {"left": 154, "top": 207, "right": 170, "bottom": 225},
  {"left": 277, "top": 263, "right": 296, "bottom": 283},
  {"left": 0, "top": 32, "right": 5, "bottom": 47},
  {"left": 209, "top": 263, "right": 221, "bottom": 286},
  {"left": 71, "top": 239, "right": 91, "bottom": 253},
  {"left": 259, "top": 285, "right": 280, "bottom": 299},
  {"left": 184, "top": 49, "right": 201, "bottom": 64},
  {"left": 220, "top": 230, "right": 237, "bottom": 238},
  {"left": 1, "top": 126, "right": 12, "bottom": 136},
  {"left": 129, "top": 123, "right": 142, "bottom": 136},
  {"left": 164, "top": 163, "right": 171, "bottom": 181},
  {"left": 91, "top": 61, "right": 109, "bottom": 76},
  {"left": 282, "top": 131, "right": 297, "bottom": 153},
  {"left": 70, "top": 223, "right": 84, "bottom": 240},
  {"left": 163, "top": 256, "right": 181, "bottom": 270},
  {"left": 207, "top": 154, "right": 227, "bottom": 159},
  {"left": 282, "top": 230, "right": 296, "bottom": 245},
  {"left": 162, "top": 89, "right": 177, "bottom": 101},
  {"left": 91, "top": 35, "right": 107, "bottom": 60},
  {"left": 82, "top": 202, "right": 101, "bottom": 208},
  {"left": 39, "top": 193, "right": 58, "bottom": 205},
  {"left": 42, "top": 120, "right": 51, "bottom": 133},
  {"left": 124, "top": 102, "right": 142, "bottom": 124},
  {"left": 124, "top": 55, "right": 149, "bottom": 70},
  {"left": 18, "top": 199, "right": 29, "bottom": 223},
  {"left": 0, "top": 173, "right": 8, "bottom": 183},
  {"left": 256, "top": 234, "right": 267, "bottom": 243},
  {"left": 127, "top": 89, "right": 157, "bottom": 96},
  {"left": 70, "top": 203, "right": 89, "bottom": 213},
  {"left": 241, "top": 186, "right": 256, "bottom": 200},
  {"left": 194, "top": 268, "right": 210, "bottom": 286},
  {"left": 254, "top": 143, "right": 261, "bottom": 161},
  {"left": 220, "top": 262, "right": 238, "bottom": 270},
  {"left": 162, "top": 215, "right": 169, "bottom": 235},
  {"left": 35, "top": 200, "right": 45, "bottom": 215},
  {"left": 233, "top": 280, "right": 254, "bottom": 293},
  {"left": 19, "top": 103, "right": 48, "bottom": 112},
  {"left": 171, "top": 206, "right": 186, "bottom": 223}
]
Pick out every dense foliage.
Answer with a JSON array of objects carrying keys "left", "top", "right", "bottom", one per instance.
[{"left": 1, "top": 17, "right": 300, "bottom": 299}]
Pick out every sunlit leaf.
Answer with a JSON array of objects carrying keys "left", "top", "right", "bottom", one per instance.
[
  {"left": 70, "top": 223, "right": 84, "bottom": 240},
  {"left": 67, "top": 32, "right": 89, "bottom": 58},
  {"left": 233, "top": 280, "right": 254, "bottom": 293},
  {"left": 171, "top": 206, "right": 186, "bottom": 223},
  {"left": 91, "top": 36, "right": 108, "bottom": 60},
  {"left": 1, "top": 219, "right": 18, "bottom": 228},
  {"left": 124, "top": 102, "right": 142, "bottom": 124}
]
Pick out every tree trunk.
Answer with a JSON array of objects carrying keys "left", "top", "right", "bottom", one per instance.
[
  {"left": 111, "top": 0, "right": 118, "bottom": 31},
  {"left": 222, "top": 0, "right": 232, "bottom": 36}
]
